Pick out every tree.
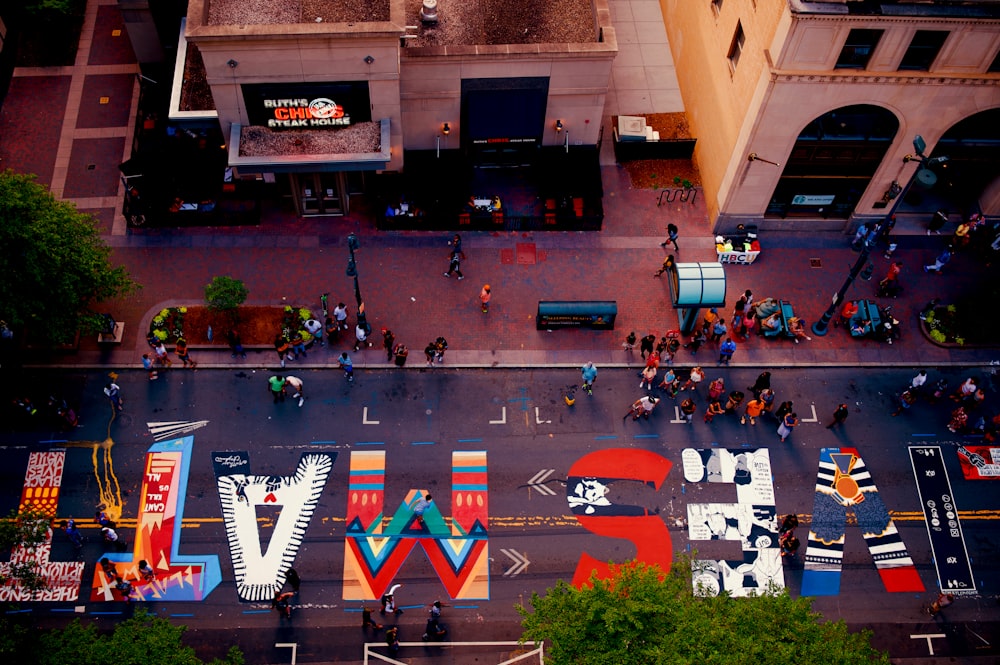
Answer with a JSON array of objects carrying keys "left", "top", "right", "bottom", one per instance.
[
  {"left": 517, "top": 560, "right": 890, "bottom": 665},
  {"left": 0, "top": 505, "right": 53, "bottom": 595},
  {"left": 0, "top": 170, "right": 138, "bottom": 344},
  {"left": 205, "top": 276, "right": 248, "bottom": 313}
]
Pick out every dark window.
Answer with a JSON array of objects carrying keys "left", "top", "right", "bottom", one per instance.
[
  {"left": 836, "top": 29, "right": 883, "bottom": 69},
  {"left": 989, "top": 48, "right": 1000, "bottom": 73},
  {"left": 712, "top": 0, "right": 723, "bottom": 16},
  {"left": 728, "top": 22, "right": 745, "bottom": 73},
  {"left": 898, "top": 30, "right": 948, "bottom": 71}
]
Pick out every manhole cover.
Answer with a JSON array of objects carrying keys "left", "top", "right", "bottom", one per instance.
[{"left": 809, "top": 258, "right": 822, "bottom": 268}]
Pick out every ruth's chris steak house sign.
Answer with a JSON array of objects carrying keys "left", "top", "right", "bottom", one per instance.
[{"left": 242, "top": 82, "right": 372, "bottom": 131}]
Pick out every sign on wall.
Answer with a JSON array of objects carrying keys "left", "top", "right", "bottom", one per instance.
[{"left": 242, "top": 82, "right": 371, "bottom": 130}]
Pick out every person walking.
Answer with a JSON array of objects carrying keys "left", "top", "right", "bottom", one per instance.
[
  {"left": 680, "top": 398, "right": 697, "bottom": 424},
  {"left": 272, "top": 590, "right": 294, "bottom": 620},
  {"left": 274, "top": 335, "right": 292, "bottom": 368},
  {"left": 354, "top": 322, "right": 371, "bottom": 351},
  {"left": 581, "top": 362, "right": 598, "bottom": 395},
  {"left": 285, "top": 567, "right": 301, "bottom": 593},
  {"left": 661, "top": 223, "right": 679, "bottom": 251},
  {"left": 153, "top": 341, "right": 172, "bottom": 369},
  {"left": 778, "top": 411, "right": 799, "bottom": 442},
  {"left": 411, "top": 494, "right": 433, "bottom": 526},
  {"left": 747, "top": 371, "right": 771, "bottom": 398},
  {"left": 333, "top": 302, "right": 349, "bottom": 331},
  {"left": 710, "top": 318, "right": 727, "bottom": 344},
  {"left": 891, "top": 389, "right": 916, "bottom": 417},
  {"left": 639, "top": 365, "right": 657, "bottom": 391},
  {"left": 142, "top": 353, "right": 158, "bottom": 381},
  {"left": 385, "top": 626, "right": 400, "bottom": 656},
  {"left": 227, "top": 329, "right": 247, "bottom": 359},
  {"left": 759, "top": 388, "right": 776, "bottom": 418},
  {"left": 827, "top": 403, "right": 849, "bottom": 429},
  {"left": 653, "top": 255, "right": 674, "bottom": 277},
  {"left": 480, "top": 284, "right": 491, "bottom": 313},
  {"left": 444, "top": 250, "right": 464, "bottom": 279},
  {"left": 927, "top": 592, "right": 955, "bottom": 617},
  {"left": 742, "top": 397, "right": 764, "bottom": 425},
  {"left": 175, "top": 338, "right": 197, "bottom": 368},
  {"left": 380, "top": 583, "right": 404, "bottom": 616},
  {"left": 424, "top": 342, "right": 437, "bottom": 366},
  {"left": 775, "top": 400, "right": 794, "bottom": 424},
  {"left": 639, "top": 333, "right": 656, "bottom": 360},
  {"left": 707, "top": 377, "right": 725, "bottom": 402},
  {"left": 680, "top": 366, "right": 704, "bottom": 393},
  {"left": 927, "top": 209, "right": 948, "bottom": 235},
  {"left": 685, "top": 328, "right": 706, "bottom": 355},
  {"left": 338, "top": 352, "right": 354, "bottom": 382},
  {"left": 362, "top": 606, "right": 384, "bottom": 631},
  {"left": 382, "top": 329, "right": 395, "bottom": 361},
  {"left": 624, "top": 395, "right": 659, "bottom": 421},
  {"left": 285, "top": 375, "right": 305, "bottom": 407},
  {"left": 63, "top": 519, "right": 83, "bottom": 554},
  {"left": 878, "top": 261, "right": 903, "bottom": 297},
  {"left": 104, "top": 382, "right": 124, "bottom": 412},
  {"left": 911, "top": 370, "right": 928, "bottom": 395},
  {"left": 622, "top": 331, "right": 636, "bottom": 352},
  {"left": 924, "top": 246, "right": 952, "bottom": 273},
  {"left": 664, "top": 335, "right": 680, "bottom": 364},
  {"left": 718, "top": 337, "right": 737, "bottom": 365},
  {"left": 268, "top": 375, "right": 287, "bottom": 404},
  {"left": 434, "top": 337, "right": 449, "bottom": 363},
  {"left": 449, "top": 233, "right": 463, "bottom": 254}
]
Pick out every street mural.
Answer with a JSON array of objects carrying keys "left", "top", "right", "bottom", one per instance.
[
  {"left": 801, "top": 447, "right": 924, "bottom": 596},
  {"left": 682, "top": 448, "right": 783, "bottom": 597},
  {"left": 0, "top": 450, "right": 86, "bottom": 602},
  {"left": 956, "top": 445, "right": 1000, "bottom": 480},
  {"left": 566, "top": 448, "right": 673, "bottom": 588},
  {"left": 213, "top": 450, "right": 335, "bottom": 602},
  {"left": 343, "top": 450, "right": 490, "bottom": 600},
  {"left": 91, "top": 437, "right": 222, "bottom": 602}
]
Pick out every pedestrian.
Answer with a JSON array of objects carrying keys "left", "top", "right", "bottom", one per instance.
[
  {"left": 775, "top": 400, "right": 793, "bottom": 423},
  {"left": 639, "top": 365, "right": 657, "bottom": 391},
  {"left": 434, "top": 337, "right": 448, "bottom": 363},
  {"left": 449, "top": 233, "right": 463, "bottom": 254},
  {"left": 63, "top": 519, "right": 83, "bottom": 552},
  {"left": 138, "top": 559, "right": 155, "bottom": 582},
  {"left": 788, "top": 316, "right": 812, "bottom": 343},
  {"left": 115, "top": 576, "right": 134, "bottom": 603},
  {"left": 653, "top": 255, "right": 673, "bottom": 277},
  {"left": 747, "top": 371, "right": 771, "bottom": 398},
  {"left": 911, "top": 370, "right": 928, "bottom": 394},
  {"left": 742, "top": 289, "right": 754, "bottom": 314},
  {"left": 100, "top": 557, "right": 117, "bottom": 581},
  {"left": 622, "top": 331, "right": 636, "bottom": 351},
  {"left": 952, "top": 377, "right": 977, "bottom": 402},
  {"left": 290, "top": 330, "right": 308, "bottom": 359},
  {"left": 268, "top": 375, "right": 287, "bottom": 403},
  {"left": 661, "top": 223, "right": 679, "bottom": 251},
  {"left": 701, "top": 308, "right": 719, "bottom": 336},
  {"left": 285, "top": 375, "right": 305, "bottom": 407},
  {"left": 273, "top": 590, "right": 294, "bottom": 620},
  {"left": 381, "top": 583, "right": 403, "bottom": 615},
  {"left": 333, "top": 302, "right": 349, "bottom": 331},
  {"left": 710, "top": 318, "right": 727, "bottom": 343},
  {"left": 718, "top": 337, "right": 736, "bottom": 365},
  {"left": 778, "top": 513, "right": 798, "bottom": 538},
  {"left": 304, "top": 317, "right": 324, "bottom": 347},
  {"left": 685, "top": 328, "right": 706, "bottom": 355},
  {"left": 778, "top": 411, "right": 799, "bottom": 442},
  {"left": 424, "top": 342, "right": 437, "bottom": 366},
  {"left": 878, "top": 261, "right": 903, "bottom": 296},
  {"left": 704, "top": 399, "right": 725, "bottom": 423},
  {"left": 411, "top": 493, "right": 433, "bottom": 526},
  {"left": 338, "top": 352, "right": 354, "bottom": 382},
  {"left": 423, "top": 616, "right": 447, "bottom": 641},
  {"left": 851, "top": 223, "right": 869, "bottom": 250},
  {"left": 175, "top": 338, "right": 197, "bottom": 368},
  {"left": 324, "top": 316, "right": 339, "bottom": 344},
  {"left": 102, "top": 526, "right": 127, "bottom": 551},
  {"left": 227, "top": 330, "right": 247, "bottom": 359},
  {"left": 286, "top": 567, "right": 301, "bottom": 593},
  {"left": 393, "top": 343, "right": 409, "bottom": 366},
  {"left": 707, "top": 377, "right": 725, "bottom": 401},
  {"left": 382, "top": 329, "right": 395, "bottom": 361},
  {"left": 759, "top": 388, "right": 776, "bottom": 417},
  {"left": 142, "top": 353, "right": 158, "bottom": 381},
  {"left": 385, "top": 626, "right": 400, "bottom": 656},
  {"left": 927, "top": 209, "right": 948, "bottom": 235},
  {"left": 827, "top": 403, "right": 849, "bottom": 428},
  {"left": 737, "top": 307, "right": 752, "bottom": 340},
  {"left": 645, "top": 350, "right": 661, "bottom": 370},
  {"left": 480, "top": 284, "right": 491, "bottom": 313},
  {"left": 274, "top": 335, "right": 292, "bottom": 368},
  {"left": 660, "top": 369, "right": 680, "bottom": 398},
  {"left": 663, "top": 336, "right": 679, "bottom": 364},
  {"left": 444, "top": 250, "right": 464, "bottom": 279},
  {"left": 948, "top": 406, "right": 968, "bottom": 433},
  {"left": 153, "top": 341, "right": 172, "bottom": 368},
  {"left": 104, "top": 382, "right": 124, "bottom": 412},
  {"left": 680, "top": 398, "right": 697, "bottom": 424},
  {"left": 677, "top": 366, "right": 701, "bottom": 392},
  {"left": 927, "top": 592, "right": 955, "bottom": 616},
  {"left": 581, "top": 362, "right": 598, "bottom": 395},
  {"left": 362, "top": 606, "right": 384, "bottom": 631},
  {"left": 891, "top": 389, "right": 916, "bottom": 416},
  {"left": 779, "top": 535, "right": 800, "bottom": 559},
  {"left": 354, "top": 322, "right": 370, "bottom": 351},
  {"left": 741, "top": 398, "right": 764, "bottom": 425},
  {"left": 640, "top": 333, "right": 656, "bottom": 359},
  {"left": 636, "top": 395, "right": 660, "bottom": 420},
  {"left": 724, "top": 390, "right": 745, "bottom": 414},
  {"left": 656, "top": 336, "right": 669, "bottom": 356},
  {"left": 924, "top": 246, "right": 952, "bottom": 273},
  {"left": 929, "top": 378, "right": 948, "bottom": 404}
]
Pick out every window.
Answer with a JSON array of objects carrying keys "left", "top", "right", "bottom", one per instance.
[
  {"left": 728, "top": 22, "right": 745, "bottom": 73},
  {"left": 836, "top": 29, "right": 883, "bottom": 69},
  {"left": 712, "top": 0, "right": 723, "bottom": 16},
  {"left": 898, "top": 30, "right": 948, "bottom": 71}
]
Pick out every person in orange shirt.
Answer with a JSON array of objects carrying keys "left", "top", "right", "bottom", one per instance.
[{"left": 742, "top": 398, "right": 764, "bottom": 425}]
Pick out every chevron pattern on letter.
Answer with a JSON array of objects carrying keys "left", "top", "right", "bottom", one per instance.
[
  {"left": 215, "top": 451, "right": 335, "bottom": 601},
  {"left": 343, "top": 450, "right": 489, "bottom": 601},
  {"left": 0, "top": 450, "right": 86, "bottom": 602},
  {"left": 802, "top": 447, "right": 923, "bottom": 596},
  {"left": 91, "top": 437, "right": 223, "bottom": 602}
]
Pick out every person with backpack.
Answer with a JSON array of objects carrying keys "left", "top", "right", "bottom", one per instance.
[{"left": 273, "top": 590, "right": 294, "bottom": 620}]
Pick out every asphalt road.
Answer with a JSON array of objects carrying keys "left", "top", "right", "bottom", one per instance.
[{"left": 2, "top": 366, "right": 999, "bottom": 664}]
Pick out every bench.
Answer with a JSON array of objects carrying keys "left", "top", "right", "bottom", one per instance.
[
  {"left": 761, "top": 300, "right": 796, "bottom": 339},
  {"left": 849, "top": 299, "right": 882, "bottom": 338}
]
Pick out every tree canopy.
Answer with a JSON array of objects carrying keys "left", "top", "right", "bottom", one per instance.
[
  {"left": 517, "top": 560, "right": 890, "bottom": 665},
  {"left": 0, "top": 170, "right": 138, "bottom": 344}
]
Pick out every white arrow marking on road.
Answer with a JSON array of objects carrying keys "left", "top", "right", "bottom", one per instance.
[
  {"left": 527, "top": 469, "right": 557, "bottom": 495},
  {"left": 800, "top": 404, "right": 819, "bottom": 423},
  {"left": 148, "top": 420, "right": 210, "bottom": 441},
  {"left": 670, "top": 406, "right": 685, "bottom": 424},
  {"left": 275, "top": 643, "right": 298, "bottom": 665},
  {"left": 501, "top": 548, "right": 530, "bottom": 576},
  {"left": 362, "top": 407, "right": 380, "bottom": 425},
  {"left": 490, "top": 406, "right": 507, "bottom": 425},
  {"left": 535, "top": 407, "right": 551, "bottom": 424}
]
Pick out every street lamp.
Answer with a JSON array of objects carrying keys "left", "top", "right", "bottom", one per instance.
[
  {"left": 812, "top": 135, "right": 948, "bottom": 336},
  {"left": 346, "top": 233, "right": 362, "bottom": 306}
]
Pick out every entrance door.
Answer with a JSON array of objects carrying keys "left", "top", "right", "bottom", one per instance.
[{"left": 295, "top": 173, "right": 347, "bottom": 216}]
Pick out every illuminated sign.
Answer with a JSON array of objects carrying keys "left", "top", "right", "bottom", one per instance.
[
  {"left": 243, "top": 83, "right": 371, "bottom": 131},
  {"left": 263, "top": 97, "right": 350, "bottom": 128}
]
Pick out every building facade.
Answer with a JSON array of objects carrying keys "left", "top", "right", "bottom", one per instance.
[{"left": 661, "top": 0, "right": 1000, "bottom": 232}]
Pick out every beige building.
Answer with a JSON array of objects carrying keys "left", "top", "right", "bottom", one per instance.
[{"left": 660, "top": 0, "right": 1000, "bottom": 232}]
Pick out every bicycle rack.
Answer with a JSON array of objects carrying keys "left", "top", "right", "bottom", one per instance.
[{"left": 657, "top": 188, "right": 698, "bottom": 207}]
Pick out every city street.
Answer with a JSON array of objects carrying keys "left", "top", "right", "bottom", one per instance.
[{"left": 2, "top": 366, "right": 998, "bottom": 663}]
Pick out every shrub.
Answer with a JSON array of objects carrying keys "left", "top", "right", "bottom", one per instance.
[{"left": 205, "top": 276, "right": 249, "bottom": 312}]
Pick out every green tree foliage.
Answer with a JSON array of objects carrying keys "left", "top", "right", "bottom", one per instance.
[
  {"left": 204, "top": 276, "right": 249, "bottom": 312},
  {"left": 0, "top": 171, "right": 138, "bottom": 344},
  {"left": 23, "top": 0, "right": 81, "bottom": 19},
  {"left": 517, "top": 560, "right": 890, "bottom": 665},
  {"left": 0, "top": 506, "right": 53, "bottom": 595},
  {"left": 37, "top": 610, "right": 244, "bottom": 665}
]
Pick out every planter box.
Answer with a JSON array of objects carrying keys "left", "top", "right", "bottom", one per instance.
[{"left": 612, "top": 128, "right": 696, "bottom": 161}]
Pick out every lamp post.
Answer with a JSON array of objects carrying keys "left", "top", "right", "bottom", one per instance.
[
  {"left": 346, "top": 233, "right": 362, "bottom": 306},
  {"left": 812, "top": 135, "right": 948, "bottom": 336}
]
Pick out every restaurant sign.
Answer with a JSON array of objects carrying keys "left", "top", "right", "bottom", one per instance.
[{"left": 243, "top": 82, "right": 371, "bottom": 131}]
